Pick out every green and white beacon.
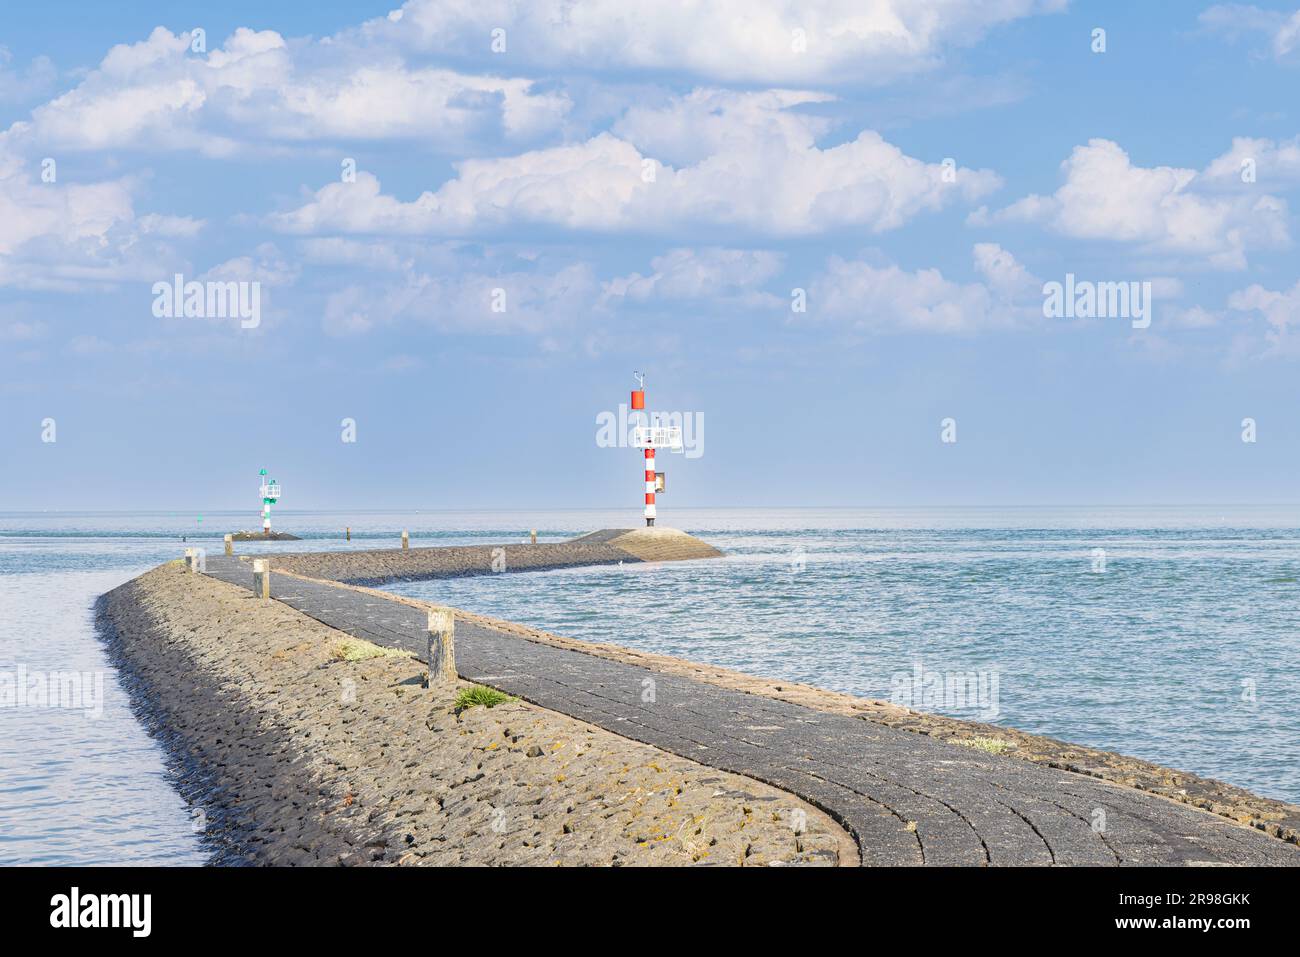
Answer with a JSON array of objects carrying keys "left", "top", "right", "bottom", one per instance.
[{"left": 258, "top": 468, "right": 281, "bottom": 535}]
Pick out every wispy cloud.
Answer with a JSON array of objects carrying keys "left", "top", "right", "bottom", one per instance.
[
  {"left": 1200, "top": 5, "right": 1300, "bottom": 60},
  {"left": 799, "top": 244, "right": 1037, "bottom": 335},
  {"left": 0, "top": 47, "right": 57, "bottom": 105},
  {"left": 1228, "top": 278, "right": 1300, "bottom": 356}
]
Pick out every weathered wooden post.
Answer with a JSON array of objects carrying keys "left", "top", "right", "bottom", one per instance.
[
  {"left": 401, "top": 530, "right": 409, "bottom": 550},
  {"left": 426, "top": 607, "right": 456, "bottom": 689},
  {"left": 346, "top": 526, "right": 351, "bottom": 542},
  {"left": 252, "top": 559, "right": 270, "bottom": 600},
  {"left": 530, "top": 529, "right": 537, "bottom": 545},
  {"left": 224, "top": 534, "right": 233, "bottom": 557}
]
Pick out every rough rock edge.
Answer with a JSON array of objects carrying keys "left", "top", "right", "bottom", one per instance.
[
  {"left": 96, "top": 584, "right": 294, "bottom": 865},
  {"left": 276, "top": 569, "right": 1300, "bottom": 847},
  {"left": 263, "top": 530, "right": 722, "bottom": 587}
]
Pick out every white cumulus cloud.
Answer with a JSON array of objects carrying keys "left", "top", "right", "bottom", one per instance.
[
  {"left": 1202, "top": 135, "right": 1300, "bottom": 189},
  {"left": 363, "top": 0, "right": 1067, "bottom": 85},
  {"left": 272, "top": 90, "right": 1001, "bottom": 238},
  {"left": 977, "top": 138, "right": 1290, "bottom": 269},
  {"left": 0, "top": 143, "right": 185, "bottom": 290},
  {"left": 1, "top": 26, "right": 570, "bottom": 157}
]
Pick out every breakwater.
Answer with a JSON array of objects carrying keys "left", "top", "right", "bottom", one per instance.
[
  {"left": 98, "top": 553, "right": 849, "bottom": 865},
  {"left": 100, "top": 529, "right": 1300, "bottom": 865},
  {"left": 264, "top": 527, "right": 723, "bottom": 586}
]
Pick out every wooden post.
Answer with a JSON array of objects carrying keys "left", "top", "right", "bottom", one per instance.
[
  {"left": 346, "top": 526, "right": 351, "bottom": 542},
  {"left": 426, "top": 608, "right": 456, "bottom": 688},
  {"left": 224, "top": 534, "right": 233, "bottom": 557},
  {"left": 252, "top": 559, "right": 270, "bottom": 600},
  {"left": 183, "top": 548, "right": 195, "bottom": 572},
  {"left": 401, "top": 530, "right": 409, "bottom": 550},
  {"left": 530, "top": 529, "right": 537, "bottom": 545}
]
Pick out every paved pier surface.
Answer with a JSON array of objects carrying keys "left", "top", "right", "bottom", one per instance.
[{"left": 202, "top": 554, "right": 1300, "bottom": 866}]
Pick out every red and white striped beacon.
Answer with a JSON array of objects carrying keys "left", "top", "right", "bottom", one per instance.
[
  {"left": 631, "top": 373, "right": 655, "bottom": 526},
  {"left": 630, "top": 372, "right": 682, "bottom": 527}
]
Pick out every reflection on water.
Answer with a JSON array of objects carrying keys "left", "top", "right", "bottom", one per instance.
[{"left": 0, "top": 570, "right": 205, "bottom": 865}]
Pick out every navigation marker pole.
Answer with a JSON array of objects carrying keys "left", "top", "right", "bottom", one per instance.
[
  {"left": 631, "top": 373, "right": 653, "bottom": 527},
  {"left": 258, "top": 468, "right": 281, "bottom": 536},
  {"left": 630, "top": 372, "right": 683, "bottom": 528}
]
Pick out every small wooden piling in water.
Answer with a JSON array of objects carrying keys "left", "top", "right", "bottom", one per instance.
[
  {"left": 401, "top": 530, "right": 410, "bottom": 550},
  {"left": 224, "top": 534, "right": 233, "bottom": 557}
]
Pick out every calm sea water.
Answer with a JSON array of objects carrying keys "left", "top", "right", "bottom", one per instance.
[{"left": 3, "top": 506, "right": 1298, "bottom": 864}]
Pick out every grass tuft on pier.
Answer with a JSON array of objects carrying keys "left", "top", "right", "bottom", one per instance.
[{"left": 455, "top": 685, "right": 513, "bottom": 710}]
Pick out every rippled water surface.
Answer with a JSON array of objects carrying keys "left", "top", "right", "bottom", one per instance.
[{"left": 3, "top": 505, "right": 1298, "bottom": 863}]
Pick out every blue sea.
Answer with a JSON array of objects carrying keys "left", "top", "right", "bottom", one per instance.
[{"left": 3, "top": 506, "right": 1298, "bottom": 864}]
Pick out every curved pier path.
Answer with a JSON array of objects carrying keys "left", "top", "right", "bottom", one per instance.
[{"left": 201, "top": 543, "right": 1300, "bottom": 867}]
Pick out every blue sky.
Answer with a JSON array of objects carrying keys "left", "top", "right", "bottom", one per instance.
[{"left": 3, "top": 1, "right": 1300, "bottom": 513}]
